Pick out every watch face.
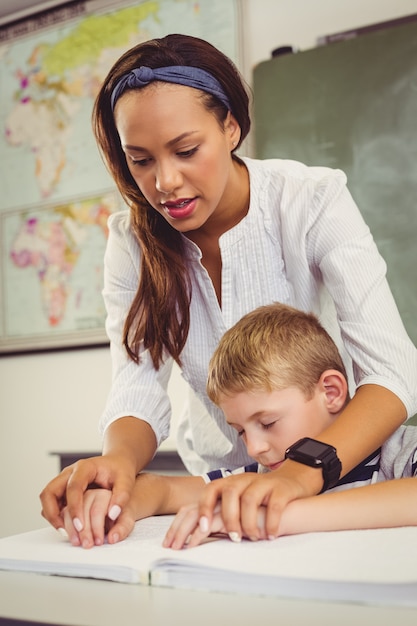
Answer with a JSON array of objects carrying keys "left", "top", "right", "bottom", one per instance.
[
  {"left": 298, "top": 439, "right": 328, "bottom": 457},
  {"left": 286, "top": 438, "right": 341, "bottom": 492}
]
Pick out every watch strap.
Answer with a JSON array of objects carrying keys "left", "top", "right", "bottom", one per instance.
[{"left": 318, "top": 445, "right": 342, "bottom": 492}]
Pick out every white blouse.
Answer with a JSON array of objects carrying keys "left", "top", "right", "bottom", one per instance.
[{"left": 100, "top": 157, "right": 417, "bottom": 474}]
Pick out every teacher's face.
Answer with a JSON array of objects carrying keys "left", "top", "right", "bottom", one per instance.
[{"left": 114, "top": 82, "right": 242, "bottom": 233}]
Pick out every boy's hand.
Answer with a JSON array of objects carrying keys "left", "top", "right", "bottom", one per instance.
[{"left": 163, "top": 503, "right": 227, "bottom": 549}]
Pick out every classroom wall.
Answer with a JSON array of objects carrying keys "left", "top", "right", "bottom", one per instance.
[{"left": 1, "top": 0, "right": 416, "bottom": 538}]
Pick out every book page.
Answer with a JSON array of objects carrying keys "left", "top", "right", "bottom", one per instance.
[
  {"left": 152, "top": 526, "right": 417, "bottom": 584},
  {"left": 149, "top": 525, "right": 417, "bottom": 605},
  {"left": 1, "top": 517, "right": 417, "bottom": 606},
  {"left": 0, "top": 516, "right": 176, "bottom": 584}
]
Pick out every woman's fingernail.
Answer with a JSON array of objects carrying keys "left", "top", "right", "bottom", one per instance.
[
  {"left": 57, "top": 527, "right": 68, "bottom": 539},
  {"left": 73, "top": 517, "right": 83, "bottom": 532},
  {"left": 108, "top": 505, "right": 121, "bottom": 521},
  {"left": 228, "top": 531, "right": 241, "bottom": 543},
  {"left": 199, "top": 516, "right": 209, "bottom": 533}
]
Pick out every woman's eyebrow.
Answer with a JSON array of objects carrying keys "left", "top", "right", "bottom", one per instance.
[
  {"left": 166, "top": 130, "right": 198, "bottom": 147},
  {"left": 123, "top": 131, "right": 198, "bottom": 152}
]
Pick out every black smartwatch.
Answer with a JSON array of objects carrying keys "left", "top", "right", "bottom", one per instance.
[{"left": 285, "top": 437, "right": 342, "bottom": 493}]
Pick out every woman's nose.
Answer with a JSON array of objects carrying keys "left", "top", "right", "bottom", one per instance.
[{"left": 155, "top": 162, "right": 182, "bottom": 194}]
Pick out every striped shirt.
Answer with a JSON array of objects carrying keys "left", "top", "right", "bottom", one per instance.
[
  {"left": 204, "top": 425, "right": 417, "bottom": 489},
  {"left": 99, "top": 157, "right": 417, "bottom": 475}
]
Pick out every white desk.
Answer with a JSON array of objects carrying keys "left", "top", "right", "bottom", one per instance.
[{"left": 1, "top": 571, "right": 417, "bottom": 626}]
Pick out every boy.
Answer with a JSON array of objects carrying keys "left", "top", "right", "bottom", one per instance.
[{"left": 62, "top": 303, "right": 417, "bottom": 549}]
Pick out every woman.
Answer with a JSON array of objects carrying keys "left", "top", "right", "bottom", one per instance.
[{"left": 40, "top": 34, "right": 417, "bottom": 545}]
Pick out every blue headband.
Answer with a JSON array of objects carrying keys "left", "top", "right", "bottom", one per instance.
[{"left": 110, "top": 65, "right": 231, "bottom": 112}]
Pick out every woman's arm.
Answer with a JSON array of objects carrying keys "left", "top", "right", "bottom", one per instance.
[
  {"left": 312, "top": 383, "right": 406, "bottom": 476},
  {"left": 102, "top": 415, "right": 157, "bottom": 477}
]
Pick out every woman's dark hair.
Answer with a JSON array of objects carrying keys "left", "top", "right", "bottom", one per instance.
[{"left": 92, "top": 34, "right": 251, "bottom": 369}]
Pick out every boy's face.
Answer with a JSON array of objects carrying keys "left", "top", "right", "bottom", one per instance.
[{"left": 219, "top": 385, "right": 338, "bottom": 470}]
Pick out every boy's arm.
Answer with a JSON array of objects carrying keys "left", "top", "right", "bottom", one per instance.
[
  {"left": 165, "top": 477, "right": 417, "bottom": 549},
  {"left": 279, "top": 477, "right": 417, "bottom": 536},
  {"left": 129, "top": 472, "right": 205, "bottom": 517},
  {"left": 106, "top": 472, "right": 205, "bottom": 545}
]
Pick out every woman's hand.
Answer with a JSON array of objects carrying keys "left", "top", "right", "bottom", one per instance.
[
  {"left": 194, "top": 460, "right": 323, "bottom": 542},
  {"left": 62, "top": 487, "right": 137, "bottom": 548},
  {"left": 39, "top": 453, "right": 137, "bottom": 538},
  {"left": 163, "top": 501, "right": 270, "bottom": 549},
  {"left": 40, "top": 416, "right": 157, "bottom": 544}
]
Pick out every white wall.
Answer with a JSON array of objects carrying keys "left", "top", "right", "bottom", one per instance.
[
  {"left": 242, "top": 0, "right": 417, "bottom": 69},
  {"left": 1, "top": 0, "right": 416, "bottom": 538}
]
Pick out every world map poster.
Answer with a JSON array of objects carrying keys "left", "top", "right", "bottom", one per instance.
[{"left": 0, "top": 0, "right": 240, "bottom": 353}]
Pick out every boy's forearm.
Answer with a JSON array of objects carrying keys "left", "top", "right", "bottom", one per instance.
[
  {"left": 130, "top": 473, "right": 205, "bottom": 519},
  {"left": 279, "top": 478, "right": 417, "bottom": 536}
]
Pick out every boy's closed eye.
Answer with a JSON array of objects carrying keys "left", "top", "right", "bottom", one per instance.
[{"left": 235, "top": 421, "right": 277, "bottom": 437}]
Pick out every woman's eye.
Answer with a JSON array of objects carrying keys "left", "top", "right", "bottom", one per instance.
[
  {"left": 129, "top": 156, "right": 150, "bottom": 167},
  {"left": 178, "top": 146, "right": 198, "bottom": 158},
  {"left": 262, "top": 422, "right": 276, "bottom": 431}
]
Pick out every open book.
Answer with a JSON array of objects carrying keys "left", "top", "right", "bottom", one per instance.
[{"left": 0, "top": 516, "right": 417, "bottom": 607}]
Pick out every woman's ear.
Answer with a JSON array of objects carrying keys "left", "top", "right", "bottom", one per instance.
[
  {"left": 318, "top": 370, "right": 349, "bottom": 414},
  {"left": 225, "top": 111, "right": 241, "bottom": 149}
]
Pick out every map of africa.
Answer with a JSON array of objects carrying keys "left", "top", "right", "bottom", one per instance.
[{"left": 0, "top": 0, "right": 239, "bottom": 352}]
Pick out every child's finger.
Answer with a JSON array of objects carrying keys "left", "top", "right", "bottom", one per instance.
[
  {"left": 163, "top": 505, "right": 200, "bottom": 550},
  {"left": 88, "top": 496, "right": 109, "bottom": 547}
]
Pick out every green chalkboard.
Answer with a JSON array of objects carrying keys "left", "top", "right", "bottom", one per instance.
[{"left": 253, "top": 20, "right": 417, "bottom": 347}]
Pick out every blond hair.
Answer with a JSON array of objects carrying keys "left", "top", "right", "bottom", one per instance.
[{"left": 207, "top": 303, "right": 348, "bottom": 404}]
